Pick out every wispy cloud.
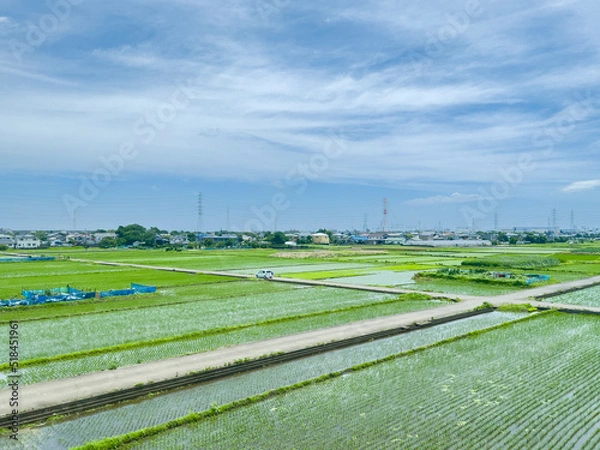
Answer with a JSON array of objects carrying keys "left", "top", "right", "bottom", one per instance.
[
  {"left": 1, "top": 1, "right": 600, "bottom": 229},
  {"left": 405, "top": 193, "right": 485, "bottom": 206},
  {"left": 92, "top": 46, "right": 164, "bottom": 68},
  {"left": 562, "top": 180, "right": 600, "bottom": 192}
]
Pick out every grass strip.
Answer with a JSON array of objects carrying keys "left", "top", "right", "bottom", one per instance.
[
  {"left": 0, "top": 293, "right": 436, "bottom": 371},
  {"left": 74, "top": 311, "right": 553, "bottom": 450}
]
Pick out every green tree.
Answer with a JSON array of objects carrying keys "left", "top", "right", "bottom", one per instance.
[
  {"left": 497, "top": 232, "right": 509, "bottom": 242},
  {"left": 143, "top": 227, "right": 162, "bottom": 247},
  {"left": 33, "top": 231, "right": 48, "bottom": 241},
  {"left": 297, "top": 235, "right": 312, "bottom": 245},
  {"left": 98, "top": 237, "right": 117, "bottom": 248},
  {"left": 270, "top": 232, "right": 287, "bottom": 246},
  {"left": 116, "top": 224, "right": 148, "bottom": 246}
]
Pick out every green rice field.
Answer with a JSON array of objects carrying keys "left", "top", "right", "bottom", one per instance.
[
  {"left": 102, "top": 313, "right": 600, "bottom": 450},
  {"left": 543, "top": 285, "right": 600, "bottom": 307},
  {"left": 0, "top": 294, "right": 446, "bottom": 388},
  {"left": 7, "top": 311, "right": 527, "bottom": 449},
  {"left": 1, "top": 245, "right": 599, "bottom": 449}
]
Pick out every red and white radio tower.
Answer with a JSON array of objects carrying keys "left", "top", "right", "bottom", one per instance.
[{"left": 383, "top": 198, "right": 389, "bottom": 232}]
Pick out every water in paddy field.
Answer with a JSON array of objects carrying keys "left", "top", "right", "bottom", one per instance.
[
  {"left": 227, "top": 263, "right": 375, "bottom": 275},
  {"left": 326, "top": 270, "right": 419, "bottom": 286},
  {"left": 7, "top": 312, "right": 526, "bottom": 449},
  {"left": 543, "top": 285, "right": 600, "bottom": 307}
]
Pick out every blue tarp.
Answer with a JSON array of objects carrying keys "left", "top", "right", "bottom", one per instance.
[
  {"left": 2, "top": 283, "right": 156, "bottom": 307},
  {"left": 22, "top": 286, "right": 83, "bottom": 299},
  {"left": 526, "top": 274, "right": 551, "bottom": 285},
  {"left": 0, "top": 256, "right": 55, "bottom": 263},
  {"left": 131, "top": 283, "right": 157, "bottom": 293}
]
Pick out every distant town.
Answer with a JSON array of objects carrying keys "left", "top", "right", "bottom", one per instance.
[{"left": 1, "top": 223, "right": 599, "bottom": 250}]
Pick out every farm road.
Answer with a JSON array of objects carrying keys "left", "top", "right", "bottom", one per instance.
[{"left": 0, "top": 260, "right": 599, "bottom": 417}]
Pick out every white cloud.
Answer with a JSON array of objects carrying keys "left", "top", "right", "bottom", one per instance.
[
  {"left": 92, "top": 46, "right": 162, "bottom": 68},
  {"left": 562, "top": 180, "right": 600, "bottom": 192},
  {"left": 405, "top": 193, "right": 485, "bottom": 206},
  {"left": 0, "top": 1, "right": 598, "bottom": 194}
]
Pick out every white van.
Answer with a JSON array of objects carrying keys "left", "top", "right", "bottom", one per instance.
[{"left": 256, "top": 270, "right": 274, "bottom": 279}]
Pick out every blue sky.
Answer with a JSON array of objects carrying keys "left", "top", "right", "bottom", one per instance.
[{"left": 1, "top": 0, "right": 599, "bottom": 231}]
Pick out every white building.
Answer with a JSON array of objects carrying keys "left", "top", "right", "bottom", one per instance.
[
  {"left": 0, "top": 234, "right": 15, "bottom": 247},
  {"left": 15, "top": 235, "right": 41, "bottom": 249}
]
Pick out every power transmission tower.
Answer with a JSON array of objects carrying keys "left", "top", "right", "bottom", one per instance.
[
  {"left": 196, "top": 192, "right": 204, "bottom": 233},
  {"left": 382, "top": 198, "right": 389, "bottom": 232}
]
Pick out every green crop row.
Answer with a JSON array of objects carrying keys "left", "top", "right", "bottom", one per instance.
[
  {"left": 120, "top": 311, "right": 599, "bottom": 450},
  {"left": 74, "top": 312, "right": 550, "bottom": 449},
  {"left": 0, "top": 293, "right": 436, "bottom": 372},
  {"left": 1, "top": 298, "right": 451, "bottom": 389}
]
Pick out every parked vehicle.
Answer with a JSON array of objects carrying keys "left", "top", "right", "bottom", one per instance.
[{"left": 256, "top": 270, "right": 274, "bottom": 279}]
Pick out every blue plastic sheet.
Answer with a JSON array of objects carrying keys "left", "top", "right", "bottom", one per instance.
[{"left": 2, "top": 283, "right": 156, "bottom": 307}]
